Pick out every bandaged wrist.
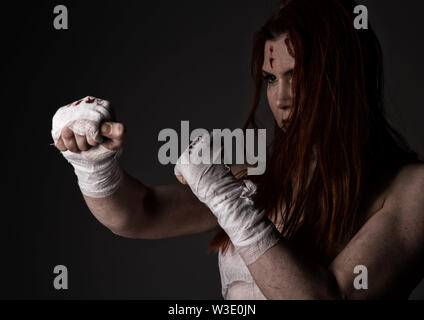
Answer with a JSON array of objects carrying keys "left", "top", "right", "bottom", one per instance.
[
  {"left": 206, "top": 177, "right": 281, "bottom": 266},
  {"left": 52, "top": 96, "right": 123, "bottom": 198},
  {"left": 62, "top": 146, "right": 123, "bottom": 198},
  {"left": 174, "top": 131, "right": 280, "bottom": 265}
]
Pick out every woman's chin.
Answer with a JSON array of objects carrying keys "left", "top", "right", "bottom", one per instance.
[{"left": 279, "top": 121, "right": 290, "bottom": 131}]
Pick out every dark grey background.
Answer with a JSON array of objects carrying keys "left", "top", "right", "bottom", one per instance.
[{"left": 1, "top": 0, "right": 423, "bottom": 299}]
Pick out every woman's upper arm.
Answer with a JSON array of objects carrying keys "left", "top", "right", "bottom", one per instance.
[{"left": 329, "top": 164, "right": 424, "bottom": 299}]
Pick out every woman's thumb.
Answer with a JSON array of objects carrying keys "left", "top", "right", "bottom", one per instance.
[{"left": 101, "top": 122, "right": 125, "bottom": 140}]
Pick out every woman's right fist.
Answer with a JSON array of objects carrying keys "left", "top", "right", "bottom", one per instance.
[
  {"left": 55, "top": 121, "right": 126, "bottom": 153},
  {"left": 51, "top": 96, "right": 124, "bottom": 198},
  {"left": 52, "top": 96, "right": 125, "bottom": 154}
]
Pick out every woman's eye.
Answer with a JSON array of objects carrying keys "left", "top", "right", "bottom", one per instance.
[
  {"left": 286, "top": 70, "right": 293, "bottom": 80},
  {"left": 264, "top": 74, "right": 277, "bottom": 85}
]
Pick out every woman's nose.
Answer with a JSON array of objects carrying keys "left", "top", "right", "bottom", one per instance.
[{"left": 275, "top": 81, "right": 292, "bottom": 109}]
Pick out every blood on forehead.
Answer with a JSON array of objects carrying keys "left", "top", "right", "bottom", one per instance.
[
  {"left": 269, "top": 45, "right": 274, "bottom": 68},
  {"left": 285, "top": 38, "right": 295, "bottom": 57}
]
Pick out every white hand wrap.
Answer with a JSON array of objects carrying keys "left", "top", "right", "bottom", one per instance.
[
  {"left": 51, "top": 96, "right": 123, "bottom": 198},
  {"left": 174, "top": 131, "right": 280, "bottom": 265}
]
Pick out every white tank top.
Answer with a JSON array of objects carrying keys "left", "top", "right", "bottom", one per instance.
[
  {"left": 218, "top": 244, "right": 267, "bottom": 299},
  {"left": 217, "top": 222, "right": 284, "bottom": 300}
]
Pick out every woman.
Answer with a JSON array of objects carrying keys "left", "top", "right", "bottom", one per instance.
[{"left": 51, "top": 0, "right": 424, "bottom": 299}]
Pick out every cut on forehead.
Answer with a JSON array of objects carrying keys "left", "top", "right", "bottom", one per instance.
[
  {"left": 263, "top": 33, "right": 295, "bottom": 72},
  {"left": 264, "top": 33, "right": 293, "bottom": 55}
]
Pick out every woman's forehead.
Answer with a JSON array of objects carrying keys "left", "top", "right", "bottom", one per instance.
[{"left": 263, "top": 34, "right": 294, "bottom": 72}]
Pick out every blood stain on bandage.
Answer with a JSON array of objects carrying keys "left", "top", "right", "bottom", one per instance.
[
  {"left": 188, "top": 136, "right": 202, "bottom": 155},
  {"left": 86, "top": 97, "right": 95, "bottom": 104},
  {"left": 74, "top": 99, "right": 83, "bottom": 106},
  {"left": 95, "top": 98, "right": 105, "bottom": 106}
]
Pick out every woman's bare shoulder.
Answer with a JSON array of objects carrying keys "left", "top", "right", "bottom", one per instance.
[
  {"left": 388, "top": 162, "right": 424, "bottom": 192},
  {"left": 384, "top": 162, "right": 424, "bottom": 218}
]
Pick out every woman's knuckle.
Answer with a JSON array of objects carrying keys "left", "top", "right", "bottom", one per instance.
[
  {"left": 61, "top": 128, "right": 74, "bottom": 139},
  {"left": 116, "top": 123, "right": 125, "bottom": 136}
]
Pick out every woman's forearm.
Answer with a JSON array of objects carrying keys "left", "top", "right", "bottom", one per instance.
[
  {"left": 245, "top": 237, "right": 342, "bottom": 299},
  {"left": 83, "top": 170, "right": 148, "bottom": 235}
]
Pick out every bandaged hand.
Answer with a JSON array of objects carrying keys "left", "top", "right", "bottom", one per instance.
[
  {"left": 174, "top": 131, "right": 280, "bottom": 265},
  {"left": 51, "top": 96, "right": 125, "bottom": 198}
]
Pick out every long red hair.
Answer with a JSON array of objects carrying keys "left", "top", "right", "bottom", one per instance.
[{"left": 208, "top": 0, "right": 420, "bottom": 260}]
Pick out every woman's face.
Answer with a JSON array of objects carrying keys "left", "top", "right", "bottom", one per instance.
[{"left": 263, "top": 33, "right": 295, "bottom": 129}]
